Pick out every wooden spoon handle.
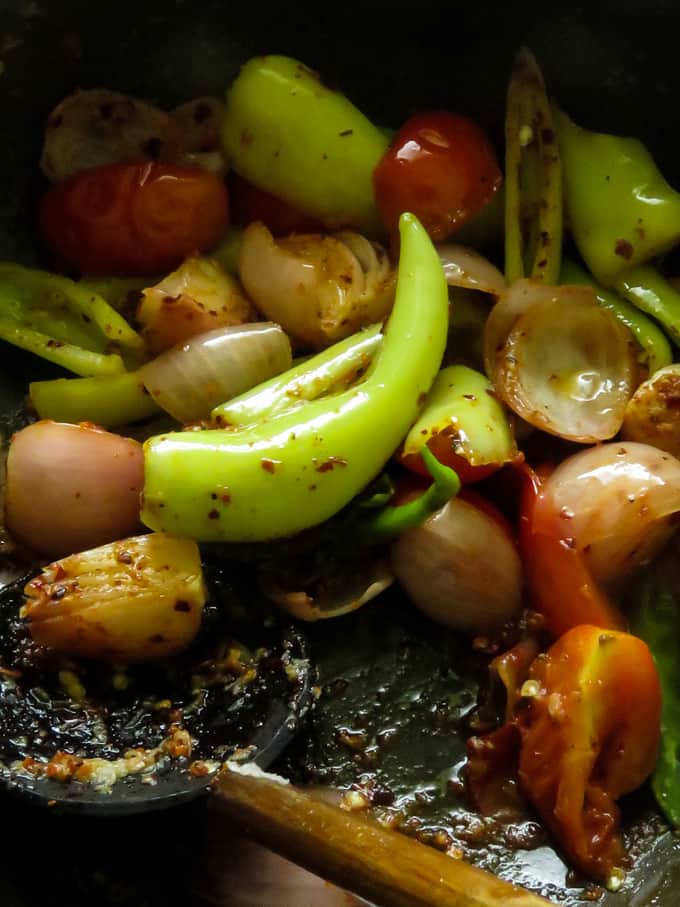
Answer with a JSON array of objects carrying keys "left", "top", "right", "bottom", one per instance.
[{"left": 213, "top": 767, "right": 554, "bottom": 907}]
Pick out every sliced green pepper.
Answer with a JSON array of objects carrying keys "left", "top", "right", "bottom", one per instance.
[
  {"left": 142, "top": 213, "right": 449, "bottom": 542},
  {"left": 76, "top": 275, "right": 154, "bottom": 313},
  {"left": 213, "top": 323, "right": 383, "bottom": 427},
  {"left": 505, "top": 48, "right": 562, "bottom": 284},
  {"left": 614, "top": 264, "right": 680, "bottom": 348},
  {"left": 30, "top": 371, "right": 161, "bottom": 427},
  {"left": 0, "top": 320, "right": 125, "bottom": 377},
  {"left": 222, "top": 55, "right": 388, "bottom": 233},
  {"left": 555, "top": 108, "right": 680, "bottom": 286},
  {"left": 560, "top": 259, "right": 673, "bottom": 373},
  {"left": 401, "top": 364, "right": 516, "bottom": 469},
  {"left": 0, "top": 263, "right": 145, "bottom": 374}
]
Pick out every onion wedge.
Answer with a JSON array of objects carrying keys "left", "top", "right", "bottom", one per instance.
[
  {"left": 438, "top": 244, "right": 506, "bottom": 299},
  {"left": 140, "top": 323, "right": 292, "bottom": 423},
  {"left": 485, "top": 279, "right": 636, "bottom": 442},
  {"left": 238, "top": 222, "right": 395, "bottom": 350}
]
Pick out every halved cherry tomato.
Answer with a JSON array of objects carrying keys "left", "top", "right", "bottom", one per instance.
[
  {"left": 373, "top": 111, "right": 502, "bottom": 242},
  {"left": 38, "top": 161, "right": 229, "bottom": 275},
  {"left": 229, "top": 173, "right": 322, "bottom": 236},
  {"left": 519, "top": 463, "right": 625, "bottom": 637},
  {"left": 518, "top": 625, "right": 662, "bottom": 881}
]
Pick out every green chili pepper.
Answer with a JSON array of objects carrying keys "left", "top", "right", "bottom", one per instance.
[
  {"left": 213, "top": 323, "right": 383, "bottom": 427},
  {"left": 505, "top": 48, "right": 562, "bottom": 284},
  {"left": 77, "top": 275, "right": 154, "bottom": 313},
  {"left": 560, "top": 259, "right": 672, "bottom": 373},
  {"left": 555, "top": 108, "right": 680, "bottom": 286},
  {"left": 628, "top": 544, "right": 680, "bottom": 827},
  {"left": 401, "top": 364, "right": 516, "bottom": 469},
  {"left": 222, "top": 55, "right": 388, "bottom": 233},
  {"left": 30, "top": 371, "right": 161, "bottom": 427},
  {"left": 0, "top": 319, "right": 125, "bottom": 377},
  {"left": 0, "top": 263, "right": 145, "bottom": 374},
  {"left": 614, "top": 264, "right": 680, "bottom": 348},
  {"left": 142, "top": 213, "right": 449, "bottom": 542},
  {"left": 356, "top": 448, "right": 459, "bottom": 544}
]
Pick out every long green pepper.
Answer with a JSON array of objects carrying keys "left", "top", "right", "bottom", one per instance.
[
  {"left": 560, "top": 259, "right": 672, "bottom": 373},
  {"left": 556, "top": 108, "right": 680, "bottom": 344},
  {"left": 141, "top": 213, "right": 449, "bottom": 542}
]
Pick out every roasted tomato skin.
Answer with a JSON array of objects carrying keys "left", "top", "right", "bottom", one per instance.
[
  {"left": 400, "top": 434, "right": 500, "bottom": 485},
  {"left": 373, "top": 111, "right": 502, "bottom": 242},
  {"left": 38, "top": 161, "right": 229, "bottom": 275},
  {"left": 517, "top": 625, "right": 662, "bottom": 881},
  {"left": 519, "top": 463, "right": 625, "bottom": 637}
]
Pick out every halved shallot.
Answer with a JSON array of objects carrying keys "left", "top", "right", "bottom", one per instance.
[
  {"left": 535, "top": 441, "right": 680, "bottom": 589},
  {"left": 140, "top": 323, "right": 293, "bottom": 423},
  {"left": 484, "top": 279, "right": 636, "bottom": 442},
  {"left": 391, "top": 495, "right": 522, "bottom": 634},
  {"left": 5, "top": 421, "right": 143, "bottom": 558},
  {"left": 238, "top": 222, "right": 395, "bottom": 350}
]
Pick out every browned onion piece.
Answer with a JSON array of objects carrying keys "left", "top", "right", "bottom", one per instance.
[
  {"left": 171, "top": 97, "right": 227, "bottom": 173},
  {"left": 538, "top": 441, "right": 680, "bottom": 588},
  {"left": 238, "top": 222, "right": 395, "bottom": 351},
  {"left": 171, "top": 97, "right": 225, "bottom": 153},
  {"left": 438, "top": 244, "right": 506, "bottom": 298},
  {"left": 622, "top": 364, "right": 680, "bottom": 457},
  {"left": 391, "top": 497, "right": 522, "bottom": 634},
  {"left": 484, "top": 280, "right": 636, "bottom": 442},
  {"left": 137, "top": 256, "right": 255, "bottom": 355},
  {"left": 22, "top": 533, "right": 205, "bottom": 663},
  {"left": 5, "top": 421, "right": 143, "bottom": 558},
  {"left": 40, "top": 89, "right": 181, "bottom": 182}
]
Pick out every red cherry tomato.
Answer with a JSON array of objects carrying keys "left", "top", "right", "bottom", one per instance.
[
  {"left": 468, "top": 626, "right": 661, "bottom": 881},
  {"left": 373, "top": 111, "right": 502, "bottom": 242},
  {"left": 38, "top": 161, "right": 230, "bottom": 276},
  {"left": 230, "top": 173, "right": 322, "bottom": 236}
]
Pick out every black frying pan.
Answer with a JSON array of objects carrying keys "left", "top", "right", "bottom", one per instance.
[{"left": 1, "top": 1, "right": 679, "bottom": 904}]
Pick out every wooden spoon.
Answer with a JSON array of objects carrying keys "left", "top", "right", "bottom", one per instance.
[{"left": 212, "top": 766, "right": 554, "bottom": 907}]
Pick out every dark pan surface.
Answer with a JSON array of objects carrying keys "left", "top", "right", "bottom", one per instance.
[{"left": 1, "top": 1, "right": 680, "bottom": 903}]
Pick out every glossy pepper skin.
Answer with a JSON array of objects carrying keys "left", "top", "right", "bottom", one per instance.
[
  {"left": 222, "top": 56, "right": 388, "bottom": 233},
  {"left": 555, "top": 108, "right": 680, "bottom": 286},
  {"left": 560, "top": 259, "right": 672, "bottom": 374},
  {"left": 141, "top": 213, "right": 449, "bottom": 542},
  {"left": 0, "top": 263, "right": 144, "bottom": 376}
]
